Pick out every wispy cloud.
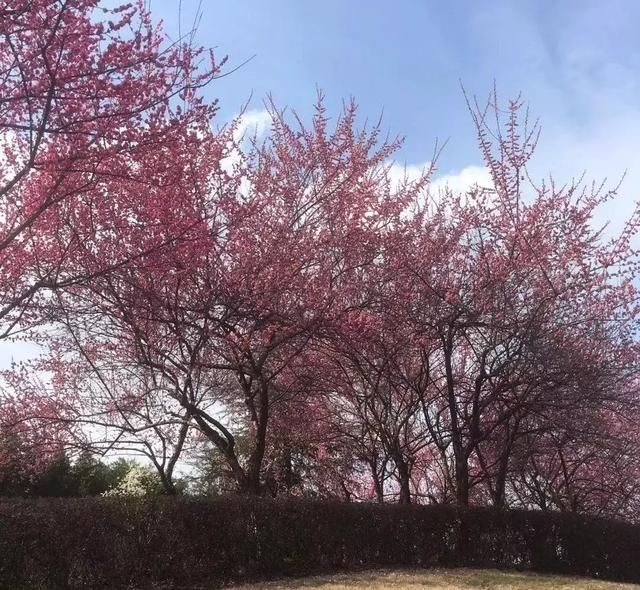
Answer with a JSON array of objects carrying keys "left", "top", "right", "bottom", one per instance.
[
  {"left": 431, "top": 165, "right": 493, "bottom": 194},
  {"left": 232, "top": 109, "right": 272, "bottom": 143},
  {"left": 221, "top": 109, "right": 271, "bottom": 186}
]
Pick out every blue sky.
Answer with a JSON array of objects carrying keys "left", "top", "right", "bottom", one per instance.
[{"left": 149, "top": 0, "right": 640, "bottom": 203}]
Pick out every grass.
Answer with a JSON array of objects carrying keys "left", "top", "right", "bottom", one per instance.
[{"left": 228, "top": 568, "right": 640, "bottom": 589}]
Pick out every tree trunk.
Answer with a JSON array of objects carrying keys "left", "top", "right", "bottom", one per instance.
[
  {"left": 368, "top": 459, "right": 385, "bottom": 503},
  {"left": 492, "top": 451, "right": 510, "bottom": 507},
  {"left": 396, "top": 458, "right": 412, "bottom": 504},
  {"left": 160, "top": 474, "right": 177, "bottom": 495},
  {"left": 374, "top": 477, "right": 385, "bottom": 503},
  {"left": 244, "top": 383, "right": 270, "bottom": 496},
  {"left": 455, "top": 455, "right": 470, "bottom": 505},
  {"left": 442, "top": 327, "right": 469, "bottom": 506}
]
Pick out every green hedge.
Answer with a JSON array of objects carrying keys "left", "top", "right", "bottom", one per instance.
[{"left": 0, "top": 498, "right": 638, "bottom": 589}]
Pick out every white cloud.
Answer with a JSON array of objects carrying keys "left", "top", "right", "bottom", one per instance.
[
  {"left": 221, "top": 109, "right": 272, "bottom": 188},
  {"left": 387, "top": 161, "right": 431, "bottom": 189},
  {"left": 232, "top": 109, "right": 272, "bottom": 144},
  {"left": 386, "top": 161, "right": 493, "bottom": 200},
  {"left": 430, "top": 165, "right": 493, "bottom": 194}
]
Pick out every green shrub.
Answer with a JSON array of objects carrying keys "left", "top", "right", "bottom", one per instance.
[{"left": 0, "top": 498, "right": 638, "bottom": 589}]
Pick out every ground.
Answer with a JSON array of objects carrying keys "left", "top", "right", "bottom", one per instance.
[{"left": 229, "top": 568, "right": 640, "bottom": 589}]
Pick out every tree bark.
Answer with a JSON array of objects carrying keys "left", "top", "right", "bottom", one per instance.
[{"left": 397, "top": 463, "right": 412, "bottom": 504}]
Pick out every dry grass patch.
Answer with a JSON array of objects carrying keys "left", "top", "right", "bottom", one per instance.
[{"left": 229, "top": 568, "right": 640, "bottom": 589}]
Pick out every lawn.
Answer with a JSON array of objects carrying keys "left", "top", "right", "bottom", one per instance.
[{"left": 229, "top": 568, "right": 640, "bottom": 589}]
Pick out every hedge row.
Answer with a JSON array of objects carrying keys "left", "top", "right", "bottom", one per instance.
[{"left": 0, "top": 497, "right": 638, "bottom": 589}]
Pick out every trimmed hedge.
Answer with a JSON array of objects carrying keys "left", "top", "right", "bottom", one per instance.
[{"left": 0, "top": 498, "right": 638, "bottom": 589}]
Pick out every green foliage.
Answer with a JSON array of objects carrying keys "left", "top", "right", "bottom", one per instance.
[
  {"left": 0, "top": 431, "right": 32, "bottom": 496},
  {"left": 102, "top": 463, "right": 164, "bottom": 497},
  {"left": 190, "top": 435, "right": 251, "bottom": 496},
  {"left": 72, "top": 452, "right": 117, "bottom": 497},
  {"left": 0, "top": 446, "right": 161, "bottom": 497},
  {"left": 31, "top": 454, "right": 75, "bottom": 497}
]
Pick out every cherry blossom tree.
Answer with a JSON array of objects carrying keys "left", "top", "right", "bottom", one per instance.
[
  {"left": 45, "top": 98, "right": 423, "bottom": 495},
  {"left": 9, "top": 16, "right": 639, "bottom": 520},
  {"left": 385, "top": 92, "right": 640, "bottom": 506},
  {"left": 0, "top": 0, "right": 221, "bottom": 336},
  {"left": 0, "top": 0, "right": 223, "bottom": 473}
]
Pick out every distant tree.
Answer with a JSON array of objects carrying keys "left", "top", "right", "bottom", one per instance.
[
  {"left": 71, "top": 451, "right": 126, "bottom": 497},
  {"left": 31, "top": 453, "right": 75, "bottom": 497},
  {"left": 0, "top": 430, "right": 33, "bottom": 496},
  {"left": 104, "top": 463, "right": 167, "bottom": 497}
]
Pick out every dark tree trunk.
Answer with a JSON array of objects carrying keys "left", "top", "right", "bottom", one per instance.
[
  {"left": 443, "top": 328, "right": 470, "bottom": 506},
  {"left": 396, "top": 458, "right": 412, "bottom": 504},
  {"left": 492, "top": 451, "right": 510, "bottom": 507},
  {"left": 455, "top": 456, "right": 470, "bottom": 505},
  {"left": 368, "top": 459, "right": 385, "bottom": 503}
]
